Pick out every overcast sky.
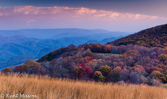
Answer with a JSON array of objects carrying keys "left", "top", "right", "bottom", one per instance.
[{"left": 0, "top": 0, "right": 167, "bottom": 32}]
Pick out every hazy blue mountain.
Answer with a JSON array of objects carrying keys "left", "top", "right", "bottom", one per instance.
[
  {"left": 0, "top": 28, "right": 127, "bottom": 69},
  {"left": 86, "top": 40, "right": 99, "bottom": 44},
  {"left": 0, "top": 50, "right": 16, "bottom": 61},
  {"left": 0, "top": 28, "right": 127, "bottom": 40},
  {"left": 0, "top": 43, "right": 36, "bottom": 56},
  {"left": 0, "top": 58, "right": 5, "bottom": 61},
  {"left": 0, "top": 54, "right": 35, "bottom": 70},
  {"left": 0, "top": 35, "right": 39, "bottom": 46},
  {"left": 100, "top": 36, "right": 122, "bottom": 44},
  {"left": 86, "top": 36, "right": 122, "bottom": 44}
]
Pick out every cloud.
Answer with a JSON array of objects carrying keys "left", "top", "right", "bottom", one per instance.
[
  {"left": 0, "top": 6, "right": 166, "bottom": 32},
  {"left": 0, "top": 13, "right": 3, "bottom": 16},
  {"left": 0, "top": 6, "right": 162, "bottom": 20}
]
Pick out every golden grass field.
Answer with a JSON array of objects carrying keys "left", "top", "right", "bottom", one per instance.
[{"left": 0, "top": 74, "right": 167, "bottom": 99}]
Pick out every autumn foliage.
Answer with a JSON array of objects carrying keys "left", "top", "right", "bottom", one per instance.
[{"left": 2, "top": 41, "right": 167, "bottom": 86}]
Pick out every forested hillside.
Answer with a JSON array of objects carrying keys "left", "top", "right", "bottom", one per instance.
[
  {"left": 109, "top": 24, "right": 167, "bottom": 48},
  {"left": 2, "top": 24, "right": 167, "bottom": 86},
  {"left": 0, "top": 29, "right": 122, "bottom": 69}
]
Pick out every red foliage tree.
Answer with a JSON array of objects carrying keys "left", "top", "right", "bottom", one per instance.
[{"left": 73, "top": 62, "right": 93, "bottom": 80}]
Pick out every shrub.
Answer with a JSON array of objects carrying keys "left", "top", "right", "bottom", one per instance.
[
  {"left": 133, "top": 65, "right": 145, "bottom": 72},
  {"left": 119, "top": 69, "right": 130, "bottom": 81},
  {"left": 74, "top": 66, "right": 83, "bottom": 79},
  {"left": 158, "top": 54, "right": 167, "bottom": 62},
  {"left": 107, "top": 66, "right": 122, "bottom": 82},
  {"left": 97, "top": 65, "right": 111, "bottom": 77},
  {"left": 2, "top": 68, "right": 12, "bottom": 73},
  {"left": 113, "top": 66, "right": 122, "bottom": 73},
  {"left": 84, "top": 56, "right": 93, "bottom": 62},
  {"left": 151, "top": 79, "right": 161, "bottom": 86},
  {"left": 86, "top": 50, "right": 94, "bottom": 57},
  {"left": 150, "top": 70, "right": 163, "bottom": 79},
  {"left": 93, "top": 71, "right": 105, "bottom": 82},
  {"left": 13, "top": 60, "right": 41, "bottom": 74},
  {"left": 125, "top": 50, "right": 141, "bottom": 57}
]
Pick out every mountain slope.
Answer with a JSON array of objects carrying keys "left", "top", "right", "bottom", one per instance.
[
  {"left": 108, "top": 24, "right": 167, "bottom": 48},
  {"left": 37, "top": 45, "right": 78, "bottom": 62},
  {"left": 0, "top": 35, "right": 39, "bottom": 46},
  {"left": 0, "top": 43, "right": 36, "bottom": 55},
  {"left": 4, "top": 24, "right": 167, "bottom": 86},
  {"left": 87, "top": 36, "right": 122, "bottom": 44},
  {"left": 0, "top": 34, "right": 122, "bottom": 68},
  {"left": 0, "top": 50, "right": 17, "bottom": 61},
  {"left": 35, "top": 46, "right": 59, "bottom": 58}
]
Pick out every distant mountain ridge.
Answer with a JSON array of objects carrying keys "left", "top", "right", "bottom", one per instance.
[
  {"left": 109, "top": 24, "right": 167, "bottom": 48},
  {"left": 4, "top": 24, "right": 167, "bottom": 86},
  {"left": 0, "top": 28, "right": 127, "bottom": 40},
  {"left": 86, "top": 36, "right": 122, "bottom": 44},
  {"left": 0, "top": 28, "right": 125, "bottom": 69}
]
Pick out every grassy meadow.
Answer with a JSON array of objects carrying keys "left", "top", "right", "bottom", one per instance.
[{"left": 0, "top": 74, "right": 167, "bottom": 99}]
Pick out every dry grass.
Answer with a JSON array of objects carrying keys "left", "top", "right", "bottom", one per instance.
[{"left": 0, "top": 74, "right": 167, "bottom": 99}]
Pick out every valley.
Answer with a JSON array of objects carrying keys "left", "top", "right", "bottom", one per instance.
[
  {"left": 0, "top": 0, "right": 166, "bottom": 98},
  {"left": 2, "top": 24, "right": 167, "bottom": 86},
  {"left": 0, "top": 29, "right": 123, "bottom": 69}
]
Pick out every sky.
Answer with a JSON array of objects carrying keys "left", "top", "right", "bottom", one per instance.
[{"left": 0, "top": 0, "right": 167, "bottom": 33}]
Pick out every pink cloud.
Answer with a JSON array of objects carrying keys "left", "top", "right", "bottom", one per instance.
[
  {"left": 0, "top": 6, "right": 166, "bottom": 32},
  {"left": 1, "top": 6, "right": 162, "bottom": 20},
  {"left": 0, "top": 13, "right": 3, "bottom": 16}
]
